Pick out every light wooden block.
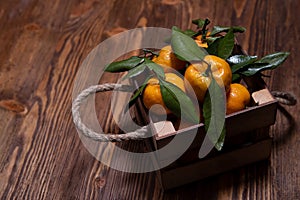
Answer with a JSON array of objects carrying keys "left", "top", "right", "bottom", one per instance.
[
  {"left": 153, "top": 121, "right": 176, "bottom": 138},
  {"left": 252, "top": 89, "right": 275, "bottom": 105}
]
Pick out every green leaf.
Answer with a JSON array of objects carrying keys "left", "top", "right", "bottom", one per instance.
[
  {"left": 231, "top": 73, "right": 241, "bottom": 83},
  {"left": 227, "top": 55, "right": 257, "bottom": 65},
  {"left": 171, "top": 26, "right": 207, "bottom": 62},
  {"left": 164, "top": 27, "right": 196, "bottom": 43},
  {"left": 256, "top": 52, "right": 290, "bottom": 66},
  {"left": 217, "top": 28, "right": 235, "bottom": 59},
  {"left": 203, "top": 77, "right": 226, "bottom": 151},
  {"left": 105, "top": 56, "right": 144, "bottom": 72},
  {"left": 184, "top": 29, "right": 197, "bottom": 37},
  {"left": 172, "top": 26, "right": 197, "bottom": 37},
  {"left": 240, "top": 52, "right": 290, "bottom": 76},
  {"left": 144, "top": 58, "right": 165, "bottom": 79},
  {"left": 192, "top": 18, "right": 208, "bottom": 29},
  {"left": 210, "top": 26, "right": 246, "bottom": 36},
  {"left": 206, "top": 29, "right": 234, "bottom": 59},
  {"left": 125, "top": 77, "right": 152, "bottom": 112},
  {"left": 206, "top": 37, "right": 221, "bottom": 55},
  {"left": 121, "top": 64, "right": 147, "bottom": 80},
  {"left": 206, "top": 36, "right": 221, "bottom": 45},
  {"left": 160, "top": 79, "right": 199, "bottom": 124},
  {"left": 228, "top": 55, "right": 258, "bottom": 73},
  {"left": 216, "top": 128, "right": 226, "bottom": 150}
]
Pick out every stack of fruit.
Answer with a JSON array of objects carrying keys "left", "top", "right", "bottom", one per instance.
[{"left": 105, "top": 18, "right": 289, "bottom": 150}]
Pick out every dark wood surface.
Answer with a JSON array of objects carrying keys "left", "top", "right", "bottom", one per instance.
[{"left": 0, "top": 0, "right": 299, "bottom": 199}]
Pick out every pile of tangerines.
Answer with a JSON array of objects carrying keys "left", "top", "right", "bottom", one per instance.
[
  {"left": 144, "top": 45, "right": 250, "bottom": 116},
  {"left": 105, "top": 18, "right": 289, "bottom": 126}
]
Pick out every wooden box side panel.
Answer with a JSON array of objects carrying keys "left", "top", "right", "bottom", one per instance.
[
  {"left": 160, "top": 138, "right": 272, "bottom": 190},
  {"left": 154, "top": 99, "right": 277, "bottom": 149}
]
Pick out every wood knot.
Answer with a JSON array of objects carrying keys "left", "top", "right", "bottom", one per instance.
[
  {"left": 24, "top": 23, "right": 42, "bottom": 31},
  {"left": 0, "top": 99, "right": 27, "bottom": 114},
  {"left": 104, "top": 27, "right": 128, "bottom": 38},
  {"left": 94, "top": 177, "right": 106, "bottom": 188}
]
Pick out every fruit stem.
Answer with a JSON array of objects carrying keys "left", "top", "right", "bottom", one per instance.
[
  {"left": 142, "top": 48, "right": 159, "bottom": 58},
  {"left": 204, "top": 61, "right": 212, "bottom": 77},
  {"left": 193, "top": 18, "right": 210, "bottom": 39},
  {"left": 201, "top": 18, "right": 210, "bottom": 42}
]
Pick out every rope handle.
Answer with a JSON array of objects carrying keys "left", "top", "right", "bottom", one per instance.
[
  {"left": 271, "top": 91, "right": 297, "bottom": 106},
  {"left": 72, "top": 84, "right": 297, "bottom": 142},
  {"left": 72, "top": 83, "right": 149, "bottom": 141}
]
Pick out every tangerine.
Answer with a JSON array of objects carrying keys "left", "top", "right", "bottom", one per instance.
[
  {"left": 184, "top": 55, "right": 232, "bottom": 103},
  {"left": 152, "top": 45, "right": 186, "bottom": 71},
  {"left": 142, "top": 73, "right": 185, "bottom": 115},
  {"left": 226, "top": 83, "right": 251, "bottom": 114}
]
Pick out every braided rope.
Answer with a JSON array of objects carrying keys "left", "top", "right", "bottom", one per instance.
[
  {"left": 72, "top": 83, "right": 149, "bottom": 141},
  {"left": 271, "top": 91, "right": 297, "bottom": 106},
  {"left": 72, "top": 83, "right": 296, "bottom": 142}
]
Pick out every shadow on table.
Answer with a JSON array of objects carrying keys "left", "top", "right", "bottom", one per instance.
[
  {"left": 161, "top": 159, "right": 270, "bottom": 199},
  {"left": 272, "top": 104, "right": 296, "bottom": 146},
  {"left": 162, "top": 104, "right": 297, "bottom": 199}
]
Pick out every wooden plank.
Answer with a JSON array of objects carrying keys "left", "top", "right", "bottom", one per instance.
[
  {"left": 0, "top": 0, "right": 299, "bottom": 199},
  {"left": 160, "top": 138, "right": 272, "bottom": 190}
]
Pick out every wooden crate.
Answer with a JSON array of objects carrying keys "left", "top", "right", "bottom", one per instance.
[{"left": 133, "top": 46, "right": 278, "bottom": 190}]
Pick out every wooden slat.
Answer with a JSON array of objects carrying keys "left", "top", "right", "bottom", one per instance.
[
  {"left": 0, "top": 0, "right": 299, "bottom": 199},
  {"left": 161, "top": 138, "right": 272, "bottom": 190}
]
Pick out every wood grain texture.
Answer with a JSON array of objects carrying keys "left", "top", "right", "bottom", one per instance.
[{"left": 0, "top": 0, "right": 299, "bottom": 199}]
